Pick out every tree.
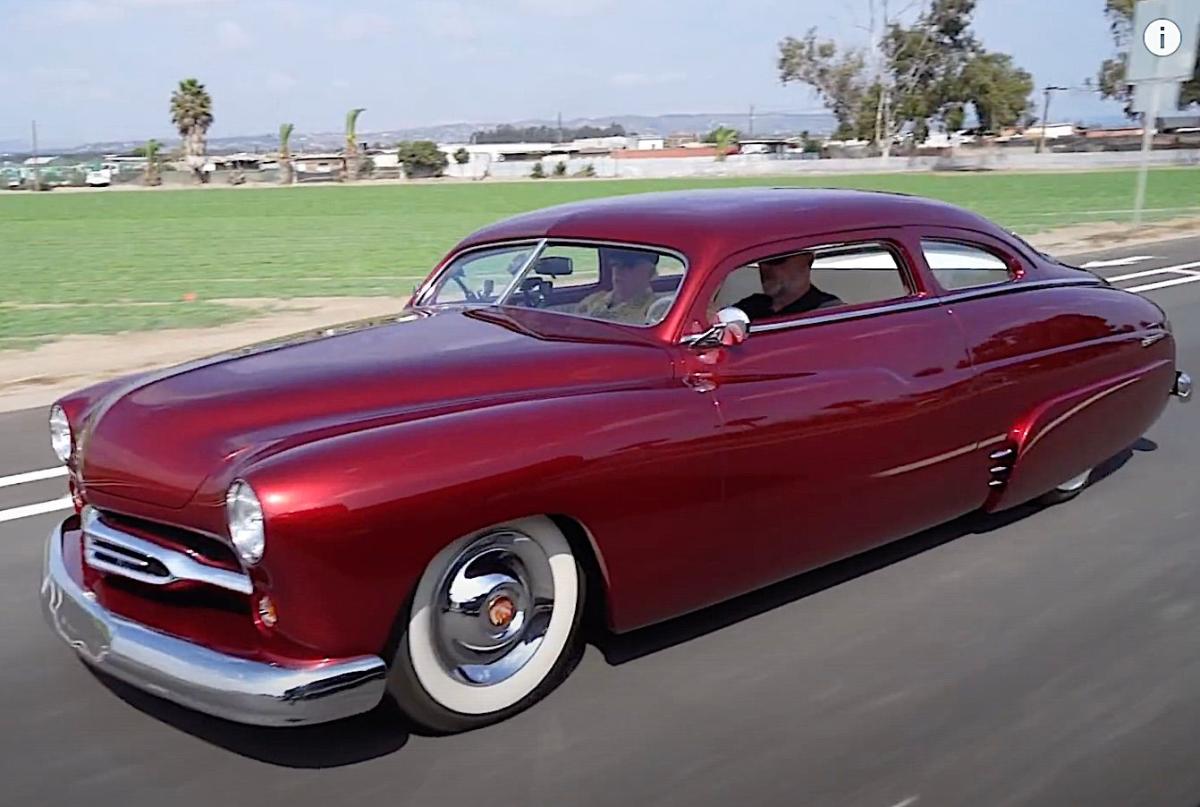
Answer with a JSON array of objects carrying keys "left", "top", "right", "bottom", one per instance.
[
  {"left": 395, "top": 140, "right": 448, "bottom": 178},
  {"left": 778, "top": 0, "right": 1033, "bottom": 153},
  {"left": 278, "top": 122, "right": 295, "bottom": 185},
  {"left": 344, "top": 107, "right": 366, "bottom": 181},
  {"left": 170, "top": 78, "right": 213, "bottom": 182},
  {"left": 470, "top": 123, "right": 625, "bottom": 143},
  {"left": 957, "top": 52, "right": 1033, "bottom": 131},
  {"left": 706, "top": 126, "right": 739, "bottom": 160},
  {"left": 142, "top": 139, "right": 162, "bottom": 186},
  {"left": 453, "top": 147, "right": 470, "bottom": 165},
  {"left": 779, "top": 29, "right": 868, "bottom": 138},
  {"left": 1095, "top": 0, "right": 1200, "bottom": 116}
]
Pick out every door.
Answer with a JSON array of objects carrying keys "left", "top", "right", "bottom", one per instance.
[{"left": 679, "top": 232, "right": 984, "bottom": 595}]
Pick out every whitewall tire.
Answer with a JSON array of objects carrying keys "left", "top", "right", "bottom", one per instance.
[{"left": 386, "top": 516, "right": 585, "bottom": 733}]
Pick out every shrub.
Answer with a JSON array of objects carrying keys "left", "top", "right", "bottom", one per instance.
[
  {"left": 573, "top": 163, "right": 596, "bottom": 178},
  {"left": 395, "top": 140, "right": 448, "bottom": 178},
  {"left": 529, "top": 162, "right": 546, "bottom": 179},
  {"left": 552, "top": 161, "right": 567, "bottom": 177},
  {"left": 453, "top": 147, "right": 470, "bottom": 165}
]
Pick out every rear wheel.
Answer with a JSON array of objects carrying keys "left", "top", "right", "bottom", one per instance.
[
  {"left": 386, "top": 516, "right": 585, "bottom": 733},
  {"left": 1039, "top": 468, "right": 1092, "bottom": 505}
]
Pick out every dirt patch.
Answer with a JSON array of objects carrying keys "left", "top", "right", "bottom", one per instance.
[
  {"left": 0, "top": 296, "right": 408, "bottom": 413},
  {"left": 1028, "top": 216, "right": 1200, "bottom": 256}
]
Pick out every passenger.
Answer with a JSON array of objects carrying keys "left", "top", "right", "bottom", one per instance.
[
  {"left": 734, "top": 252, "right": 843, "bottom": 320},
  {"left": 577, "top": 248, "right": 659, "bottom": 324}
]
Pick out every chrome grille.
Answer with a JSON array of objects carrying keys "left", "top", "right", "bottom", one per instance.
[{"left": 82, "top": 508, "right": 252, "bottom": 596}]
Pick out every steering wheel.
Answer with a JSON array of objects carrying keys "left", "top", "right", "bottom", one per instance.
[
  {"left": 518, "top": 276, "right": 551, "bottom": 308},
  {"left": 645, "top": 294, "right": 673, "bottom": 324}
]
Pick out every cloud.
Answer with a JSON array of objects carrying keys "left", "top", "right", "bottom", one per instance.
[
  {"left": 45, "top": 0, "right": 106, "bottom": 22},
  {"left": 216, "top": 20, "right": 251, "bottom": 49},
  {"left": 266, "top": 71, "right": 298, "bottom": 93},
  {"left": 414, "top": 0, "right": 481, "bottom": 42},
  {"left": 516, "top": 0, "right": 615, "bottom": 17},
  {"left": 610, "top": 71, "right": 686, "bottom": 87},
  {"left": 331, "top": 79, "right": 352, "bottom": 90},
  {"left": 30, "top": 67, "right": 93, "bottom": 85},
  {"left": 331, "top": 11, "right": 393, "bottom": 41},
  {"left": 44, "top": 0, "right": 229, "bottom": 23}
]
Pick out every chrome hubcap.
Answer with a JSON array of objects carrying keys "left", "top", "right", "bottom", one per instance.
[{"left": 433, "top": 531, "right": 555, "bottom": 686}]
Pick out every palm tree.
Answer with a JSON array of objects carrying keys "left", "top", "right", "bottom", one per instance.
[
  {"left": 170, "top": 78, "right": 213, "bottom": 182},
  {"left": 344, "top": 107, "right": 365, "bottom": 181},
  {"left": 278, "top": 122, "right": 295, "bottom": 185},
  {"left": 142, "top": 139, "right": 162, "bottom": 186},
  {"left": 713, "top": 126, "right": 738, "bottom": 162}
]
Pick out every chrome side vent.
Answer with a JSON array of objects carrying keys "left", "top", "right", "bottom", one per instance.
[
  {"left": 988, "top": 445, "right": 1017, "bottom": 488},
  {"left": 82, "top": 508, "right": 252, "bottom": 596}
]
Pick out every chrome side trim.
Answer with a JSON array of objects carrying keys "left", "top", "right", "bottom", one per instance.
[
  {"left": 1141, "top": 332, "right": 1168, "bottom": 348},
  {"left": 681, "top": 278, "right": 1103, "bottom": 343},
  {"left": 42, "top": 520, "right": 388, "bottom": 726},
  {"left": 83, "top": 508, "right": 252, "bottom": 596},
  {"left": 937, "top": 277, "right": 1103, "bottom": 304}
]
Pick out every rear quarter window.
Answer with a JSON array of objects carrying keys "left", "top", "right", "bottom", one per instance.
[{"left": 921, "top": 240, "right": 1012, "bottom": 290}]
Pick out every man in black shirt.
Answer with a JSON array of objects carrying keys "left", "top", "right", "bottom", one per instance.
[{"left": 734, "top": 251, "right": 843, "bottom": 320}]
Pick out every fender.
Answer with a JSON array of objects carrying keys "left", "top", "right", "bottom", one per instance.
[
  {"left": 986, "top": 356, "right": 1175, "bottom": 511},
  {"left": 241, "top": 386, "right": 724, "bottom": 657}
]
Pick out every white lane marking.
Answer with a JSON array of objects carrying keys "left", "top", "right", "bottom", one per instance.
[
  {"left": 0, "top": 466, "right": 67, "bottom": 488},
  {"left": 0, "top": 496, "right": 72, "bottom": 524},
  {"left": 1126, "top": 273, "right": 1200, "bottom": 293},
  {"left": 1107, "top": 261, "right": 1200, "bottom": 282},
  {"left": 888, "top": 798, "right": 919, "bottom": 807},
  {"left": 1080, "top": 255, "right": 1155, "bottom": 268}
]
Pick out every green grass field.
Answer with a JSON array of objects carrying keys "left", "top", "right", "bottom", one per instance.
[{"left": 3, "top": 168, "right": 1199, "bottom": 348}]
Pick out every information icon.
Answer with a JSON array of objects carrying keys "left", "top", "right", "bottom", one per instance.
[{"left": 1144, "top": 17, "right": 1183, "bottom": 57}]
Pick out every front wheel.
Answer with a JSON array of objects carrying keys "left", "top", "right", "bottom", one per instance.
[
  {"left": 1039, "top": 468, "right": 1092, "bottom": 505},
  {"left": 386, "top": 516, "right": 585, "bottom": 733}
]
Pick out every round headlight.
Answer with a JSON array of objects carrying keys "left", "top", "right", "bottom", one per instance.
[
  {"left": 226, "top": 480, "right": 265, "bottom": 565},
  {"left": 49, "top": 405, "right": 72, "bottom": 464}
]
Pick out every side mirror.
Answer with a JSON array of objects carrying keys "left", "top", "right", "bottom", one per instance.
[{"left": 691, "top": 306, "right": 750, "bottom": 348}]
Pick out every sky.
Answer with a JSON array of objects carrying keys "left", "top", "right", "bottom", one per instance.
[{"left": 0, "top": 0, "right": 1129, "bottom": 148}]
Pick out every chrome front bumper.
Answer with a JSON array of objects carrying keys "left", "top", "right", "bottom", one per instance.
[{"left": 40, "top": 519, "right": 388, "bottom": 726}]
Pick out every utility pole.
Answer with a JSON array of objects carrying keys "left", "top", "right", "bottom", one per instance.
[
  {"left": 748, "top": 104, "right": 755, "bottom": 137},
  {"left": 1036, "top": 86, "right": 1067, "bottom": 154},
  {"left": 30, "top": 120, "right": 40, "bottom": 190}
]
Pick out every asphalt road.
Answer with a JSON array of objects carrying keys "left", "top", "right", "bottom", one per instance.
[{"left": 2, "top": 236, "right": 1199, "bottom": 807}]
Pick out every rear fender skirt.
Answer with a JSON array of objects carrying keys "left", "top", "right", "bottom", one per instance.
[{"left": 985, "top": 359, "right": 1175, "bottom": 511}]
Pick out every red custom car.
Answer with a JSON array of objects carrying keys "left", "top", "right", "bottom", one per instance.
[{"left": 41, "top": 189, "right": 1191, "bottom": 733}]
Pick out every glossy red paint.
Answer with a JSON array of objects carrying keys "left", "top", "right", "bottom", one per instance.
[{"left": 52, "top": 188, "right": 1183, "bottom": 665}]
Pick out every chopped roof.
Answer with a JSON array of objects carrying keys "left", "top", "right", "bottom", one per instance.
[{"left": 455, "top": 188, "right": 1003, "bottom": 261}]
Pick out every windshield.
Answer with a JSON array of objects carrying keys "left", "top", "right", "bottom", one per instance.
[{"left": 420, "top": 241, "right": 687, "bottom": 327}]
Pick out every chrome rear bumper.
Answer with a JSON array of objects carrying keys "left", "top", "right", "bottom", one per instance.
[
  {"left": 41, "top": 519, "right": 388, "bottom": 726},
  {"left": 1173, "top": 371, "right": 1192, "bottom": 402}
]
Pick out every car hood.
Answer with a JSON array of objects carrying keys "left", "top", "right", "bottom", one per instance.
[{"left": 77, "top": 307, "right": 669, "bottom": 509}]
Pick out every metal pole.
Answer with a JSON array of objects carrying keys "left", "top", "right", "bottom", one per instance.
[
  {"left": 1132, "top": 81, "right": 1161, "bottom": 227},
  {"left": 31, "top": 120, "right": 40, "bottom": 190},
  {"left": 1036, "top": 88, "right": 1050, "bottom": 154}
]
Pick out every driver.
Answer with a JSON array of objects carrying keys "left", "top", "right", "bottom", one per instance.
[
  {"left": 734, "top": 251, "right": 843, "bottom": 321},
  {"left": 576, "top": 248, "right": 659, "bottom": 324}
]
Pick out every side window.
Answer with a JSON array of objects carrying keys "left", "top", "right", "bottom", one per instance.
[
  {"left": 922, "top": 240, "right": 1012, "bottom": 290},
  {"left": 711, "top": 241, "right": 912, "bottom": 323}
]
